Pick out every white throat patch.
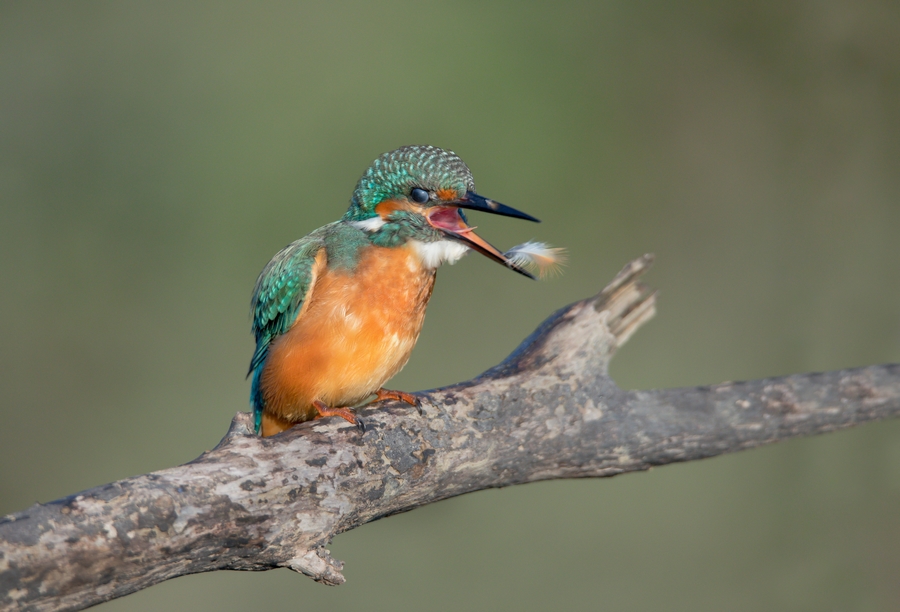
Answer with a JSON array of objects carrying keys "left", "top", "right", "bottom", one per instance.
[{"left": 409, "top": 239, "right": 469, "bottom": 269}]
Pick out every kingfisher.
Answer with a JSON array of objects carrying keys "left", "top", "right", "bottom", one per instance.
[{"left": 249, "top": 145, "right": 563, "bottom": 437}]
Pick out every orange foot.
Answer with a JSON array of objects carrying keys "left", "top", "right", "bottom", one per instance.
[
  {"left": 313, "top": 400, "right": 362, "bottom": 430},
  {"left": 374, "top": 387, "right": 423, "bottom": 415}
]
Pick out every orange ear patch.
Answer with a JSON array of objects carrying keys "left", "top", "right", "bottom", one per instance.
[
  {"left": 376, "top": 198, "right": 428, "bottom": 217},
  {"left": 375, "top": 199, "right": 407, "bottom": 218}
]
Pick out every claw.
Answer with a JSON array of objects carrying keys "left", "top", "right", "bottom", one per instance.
[
  {"left": 312, "top": 401, "right": 357, "bottom": 426},
  {"left": 356, "top": 417, "right": 366, "bottom": 433},
  {"left": 374, "top": 388, "right": 420, "bottom": 407}
]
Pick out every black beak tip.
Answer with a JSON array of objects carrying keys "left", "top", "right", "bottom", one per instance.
[
  {"left": 515, "top": 208, "right": 541, "bottom": 223},
  {"left": 508, "top": 263, "right": 538, "bottom": 280}
]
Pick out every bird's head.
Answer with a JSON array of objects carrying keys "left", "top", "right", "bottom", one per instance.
[{"left": 344, "top": 145, "right": 543, "bottom": 278}]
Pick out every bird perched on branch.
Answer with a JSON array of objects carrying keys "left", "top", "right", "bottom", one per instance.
[{"left": 249, "top": 145, "right": 563, "bottom": 436}]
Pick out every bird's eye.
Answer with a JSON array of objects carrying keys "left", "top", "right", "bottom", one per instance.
[{"left": 410, "top": 188, "right": 430, "bottom": 204}]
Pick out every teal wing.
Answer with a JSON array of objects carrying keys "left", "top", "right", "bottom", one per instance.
[{"left": 249, "top": 233, "right": 326, "bottom": 430}]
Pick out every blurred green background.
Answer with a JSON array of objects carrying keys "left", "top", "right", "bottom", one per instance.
[{"left": 2, "top": 1, "right": 900, "bottom": 610}]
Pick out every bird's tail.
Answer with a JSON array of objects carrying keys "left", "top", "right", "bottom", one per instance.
[{"left": 250, "top": 365, "right": 265, "bottom": 434}]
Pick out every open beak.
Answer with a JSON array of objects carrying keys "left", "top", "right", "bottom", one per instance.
[{"left": 426, "top": 192, "right": 540, "bottom": 279}]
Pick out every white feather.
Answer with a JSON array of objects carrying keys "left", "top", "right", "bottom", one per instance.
[{"left": 503, "top": 241, "right": 566, "bottom": 278}]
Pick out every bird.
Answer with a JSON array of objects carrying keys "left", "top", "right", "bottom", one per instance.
[{"left": 248, "top": 145, "right": 563, "bottom": 437}]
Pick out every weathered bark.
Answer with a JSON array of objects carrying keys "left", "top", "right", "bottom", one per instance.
[{"left": 2, "top": 254, "right": 899, "bottom": 612}]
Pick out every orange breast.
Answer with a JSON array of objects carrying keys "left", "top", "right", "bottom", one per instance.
[{"left": 259, "top": 244, "right": 435, "bottom": 423}]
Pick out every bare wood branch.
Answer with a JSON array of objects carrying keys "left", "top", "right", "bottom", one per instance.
[{"left": 2, "top": 254, "right": 899, "bottom": 612}]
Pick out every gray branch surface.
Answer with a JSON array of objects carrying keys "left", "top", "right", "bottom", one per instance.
[{"left": 3, "top": 255, "right": 900, "bottom": 612}]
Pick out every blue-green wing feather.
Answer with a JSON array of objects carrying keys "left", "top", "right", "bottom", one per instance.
[{"left": 249, "top": 234, "right": 326, "bottom": 431}]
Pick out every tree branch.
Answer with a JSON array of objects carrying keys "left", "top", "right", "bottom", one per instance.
[{"left": 2, "top": 254, "right": 899, "bottom": 612}]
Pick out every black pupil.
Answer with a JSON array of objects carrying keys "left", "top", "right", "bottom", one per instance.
[{"left": 411, "top": 188, "right": 429, "bottom": 204}]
